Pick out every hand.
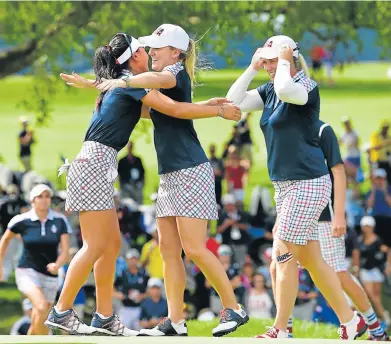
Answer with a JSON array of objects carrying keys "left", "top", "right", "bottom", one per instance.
[
  {"left": 279, "top": 44, "right": 294, "bottom": 64},
  {"left": 60, "top": 72, "right": 95, "bottom": 89},
  {"left": 220, "top": 104, "right": 241, "bottom": 122},
  {"left": 205, "top": 97, "right": 232, "bottom": 106},
  {"left": 251, "top": 48, "right": 265, "bottom": 71},
  {"left": 96, "top": 78, "right": 126, "bottom": 92},
  {"left": 46, "top": 263, "right": 59, "bottom": 275},
  {"left": 332, "top": 215, "right": 347, "bottom": 238}
]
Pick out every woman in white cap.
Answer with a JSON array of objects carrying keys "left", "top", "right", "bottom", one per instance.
[
  {"left": 0, "top": 184, "right": 71, "bottom": 335},
  {"left": 61, "top": 25, "right": 248, "bottom": 337},
  {"left": 48, "top": 32, "right": 240, "bottom": 337},
  {"left": 226, "top": 35, "right": 367, "bottom": 339},
  {"left": 358, "top": 216, "right": 391, "bottom": 328}
]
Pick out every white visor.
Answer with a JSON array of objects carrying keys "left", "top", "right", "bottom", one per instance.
[{"left": 116, "top": 37, "right": 143, "bottom": 65}]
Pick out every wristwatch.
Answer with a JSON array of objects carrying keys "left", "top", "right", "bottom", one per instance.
[{"left": 123, "top": 75, "right": 131, "bottom": 88}]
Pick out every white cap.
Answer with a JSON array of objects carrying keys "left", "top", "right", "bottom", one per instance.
[
  {"left": 147, "top": 277, "right": 163, "bottom": 289},
  {"left": 217, "top": 244, "right": 232, "bottom": 257},
  {"left": 139, "top": 24, "right": 190, "bottom": 51},
  {"left": 360, "top": 216, "right": 376, "bottom": 228},
  {"left": 222, "top": 194, "right": 236, "bottom": 206},
  {"left": 29, "top": 184, "right": 53, "bottom": 202},
  {"left": 116, "top": 36, "right": 143, "bottom": 65},
  {"left": 125, "top": 248, "right": 140, "bottom": 260},
  {"left": 22, "top": 298, "right": 33, "bottom": 311},
  {"left": 374, "top": 168, "right": 387, "bottom": 178},
  {"left": 258, "top": 35, "right": 299, "bottom": 59}
]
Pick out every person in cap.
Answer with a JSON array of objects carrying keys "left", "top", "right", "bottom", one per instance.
[
  {"left": 50, "top": 33, "right": 240, "bottom": 337},
  {"left": 358, "top": 216, "right": 391, "bottom": 328},
  {"left": 62, "top": 25, "right": 248, "bottom": 337},
  {"left": 270, "top": 121, "right": 389, "bottom": 340},
  {"left": 226, "top": 35, "right": 366, "bottom": 339},
  {"left": 18, "top": 116, "right": 34, "bottom": 172},
  {"left": 0, "top": 184, "right": 71, "bottom": 335}
]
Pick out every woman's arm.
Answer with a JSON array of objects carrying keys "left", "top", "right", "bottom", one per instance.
[
  {"left": 141, "top": 104, "right": 151, "bottom": 119},
  {"left": 0, "top": 229, "right": 17, "bottom": 280},
  {"left": 141, "top": 89, "right": 241, "bottom": 121},
  {"left": 331, "top": 163, "right": 347, "bottom": 237}
]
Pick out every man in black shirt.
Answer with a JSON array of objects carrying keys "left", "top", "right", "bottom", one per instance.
[
  {"left": 208, "top": 144, "right": 224, "bottom": 206},
  {"left": 18, "top": 117, "right": 34, "bottom": 172},
  {"left": 118, "top": 141, "right": 145, "bottom": 204}
]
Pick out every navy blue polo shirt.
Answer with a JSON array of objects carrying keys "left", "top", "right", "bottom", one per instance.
[
  {"left": 114, "top": 267, "right": 149, "bottom": 307},
  {"left": 150, "top": 62, "right": 208, "bottom": 174},
  {"left": 8, "top": 209, "right": 72, "bottom": 277},
  {"left": 317, "top": 121, "right": 343, "bottom": 222},
  {"left": 257, "top": 71, "right": 328, "bottom": 181},
  {"left": 140, "top": 297, "right": 168, "bottom": 321},
  {"left": 85, "top": 72, "right": 148, "bottom": 152}
]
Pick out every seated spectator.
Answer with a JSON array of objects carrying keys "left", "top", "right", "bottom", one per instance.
[
  {"left": 292, "top": 267, "right": 318, "bottom": 321},
  {"left": 10, "top": 299, "right": 32, "bottom": 335},
  {"left": 140, "top": 228, "right": 163, "bottom": 279},
  {"left": 224, "top": 146, "right": 248, "bottom": 202},
  {"left": 366, "top": 168, "right": 391, "bottom": 246},
  {"left": 118, "top": 141, "right": 145, "bottom": 204},
  {"left": 358, "top": 216, "right": 391, "bottom": 326},
  {"left": 139, "top": 278, "right": 168, "bottom": 329},
  {"left": 217, "top": 194, "right": 251, "bottom": 267},
  {"left": 246, "top": 273, "right": 273, "bottom": 319},
  {"left": 236, "top": 112, "right": 253, "bottom": 167},
  {"left": 114, "top": 249, "right": 148, "bottom": 330}
]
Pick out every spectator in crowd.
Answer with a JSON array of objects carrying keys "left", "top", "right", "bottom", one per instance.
[
  {"left": 224, "top": 147, "right": 248, "bottom": 203},
  {"left": 339, "top": 117, "right": 362, "bottom": 183},
  {"left": 140, "top": 227, "right": 163, "bottom": 279},
  {"left": 358, "top": 216, "right": 391, "bottom": 326},
  {"left": 208, "top": 144, "right": 225, "bottom": 206},
  {"left": 18, "top": 117, "right": 34, "bottom": 172},
  {"left": 292, "top": 268, "right": 319, "bottom": 321},
  {"left": 207, "top": 245, "right": 245, "bottom": 314},
  {"left": 366, "top": 168, "right": 391, "bottom": 246},
  {"left": 236, "top": 112, "right": 253, "bottom": 167},
  {"left": 323, "top": 43, "right": 334, "bottom": 87},
  {"left": 114, "top": 249, "right": 148, "bottom": 330},
  {"left": 248, "top": 185, "right": 275, "bottom": 230},
  {"left": 222, "top": 126, "right": 242, "bottom": 159},
  {"left": 118, "top": 141, "right": 145, "bottom": 204},
  {"left": 139, "top": 278, "right": 168, "bottom": 329},
  {"left": 345, "top": 182, "right": 365, "bottom": 232},
  {"left": 256, "top": 247, "right": 273, "bottom": 289},
  {"left": 217, "top": 194, "right": 251, "bottom": 267},
  {"left": 246, "top": 273, "right": 273, "bottom": 319},
  {"left": 10, "top": 299, "right": 33, "bottom": 335},
  {"left": 369, "top": 120, "right": 391, "bottom": 184},
  {"left": 310, "top": 45, "right": 325, "bottom": 81},
  {"left": 241, "top": 261, "right": 254, "bottom": 292}
]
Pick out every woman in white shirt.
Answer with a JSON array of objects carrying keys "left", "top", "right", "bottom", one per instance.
[{"left": 246, "top": 273, "right": 273, "bottom": 319}]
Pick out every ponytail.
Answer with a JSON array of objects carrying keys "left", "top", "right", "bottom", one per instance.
[
  {"left": 184, "top": 39, "right": 197, "bottom": 88},
  {"left": 294, "top": 53, "right": 311, "bottom": 78}
]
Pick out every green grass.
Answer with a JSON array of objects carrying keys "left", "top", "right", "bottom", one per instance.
[{"left": 1, "top": 62, "right": 390, "bottom": 204}]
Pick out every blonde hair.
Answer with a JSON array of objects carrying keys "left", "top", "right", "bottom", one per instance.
[
  {"left": 183, "top": 38, "right": 197, "bottom": 88},
  {"left": 294, "top": 53, "right": 311, "bottom": 78}
]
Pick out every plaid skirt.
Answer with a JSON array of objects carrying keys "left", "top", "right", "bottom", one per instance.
[
  {"left": 64, "top": 141, "right": 118, "bottom": 211},
  {"left": 156, "top": 162, "right": 218, "bottom": 219},
  {"left": 272, "top": 174, "right": 332, "bottom": 245},
  {"left": 318, "top": 221, "right": 347, "bottom": 272}
]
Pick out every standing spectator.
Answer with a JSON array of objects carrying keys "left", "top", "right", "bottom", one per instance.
[
  {"left": 0, "top": 184, "right": 28, "bottom": 233},
  {"left": 358, "top": 216, "right": 391, "bottom": 326},
  {"left": 18, "top": 117, "right": 34, "bottom": 172},
  {"left": 369, "top": 120, "right": 391, "bottom": 184},
  {"left": 366, "top": 168, "right": 391, "bottom": 246},
  {"left": 236, "top": 112, "right": 253, "bottom": 167},
  {"left": 139, "top": 278, "right": 168, "bottom": 330},
  {"left": 246, "top": 273, "right": 273, "bottom": 319},
  {"left": 114, "top": 249, "right": 148, "bottom": 330},
  {"left": 140, "top": 228, "right": 163, "bottom": 279},
  {"left": 118, "top": 141, "right": 145, "bottom": 204},
  {"left": 222, "top": 126, "right": 242, "bottom": 159},
  {"left": 217, "top": 194, "right": 251, "bottom": 267},
  {"left": 340, "top": 117, "right": 361, "bottom": 183},
  {"left": 310, "top": 45, "right": 325, "bottom": 82},
  {"left": 224, "top": 147, "right": 248, "bottom": 202},
  {"left": 208, "top": 144, "right": 225, "bottom": 206}
]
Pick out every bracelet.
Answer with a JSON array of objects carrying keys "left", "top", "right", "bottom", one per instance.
[
  {"left": 217, "top": 106, "right": 225, "bottom": 118},
  {"left": 123, "top": 76, "right": 131, "bottom": 88}
]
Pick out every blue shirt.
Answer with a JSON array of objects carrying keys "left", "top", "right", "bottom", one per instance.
[
  {"left": 366, "top": 187, "right": 391, "bottom": 217},
  {"left": 140, "top": 297, "right": 168, "bottom": 321},
  {"left": 150, "top": 62, "right": 208, "bottom": 174},
  {"left": 8, "top": 209, "right": 72, "bottom": 276},
  {"left": 317, "top": 122, "right": 343, "bottom": 222},
  {"left": 257, "top": 71, "right": 328, "bottom": 181},
  {"left": 85, "top": 73, "right": 147, "bottom": 151}
]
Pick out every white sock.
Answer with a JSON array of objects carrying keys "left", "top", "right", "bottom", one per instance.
[
  {"left": 362, "top": 307, "right": 379, "bottom": 326},
  {"left": 54, "top": 306, "right": 69, "bottom": 314},
  {"left": 171, "top": 319, "right": 186, "bottom": 332},
  {"left": 342, "top": 313, "right": 357, "bottom": 327},
  {"left": 96, "top": 312, "right": 112, "bottom": 320},
  {"left": 233, "top": 305, "right": 246, "bottom": 317}
]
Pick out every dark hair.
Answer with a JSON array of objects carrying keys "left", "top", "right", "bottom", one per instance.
[{"left": 93, "top": 33, "right": 133, "bottom": 110}]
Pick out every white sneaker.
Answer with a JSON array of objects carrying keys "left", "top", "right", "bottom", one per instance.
[{"left": 338, "top": 313, "right": 367, "bottom": 340}]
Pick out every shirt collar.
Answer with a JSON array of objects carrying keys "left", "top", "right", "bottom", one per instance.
[
  {"left": 30, "top": 208, "right": 54, "bottom": 222},
  {"left": 292, "top": 70, "right": 305, "bottom": 82}
]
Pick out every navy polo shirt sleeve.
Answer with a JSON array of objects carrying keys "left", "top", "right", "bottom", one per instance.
[
  {"left": 122, "top": 87, "right": 148, "bottom": 102},
  {"left": 59, "top": 215, "right": 73, "bottom": 235},
  {"left": 319, "top": 125, "right": 343, "bottom": 168},
  {"left": 256, "top": 84, "right": 269, "bottom": 103},
  {"left": 7, "top": 214, "right": 24, "bottom": 234}
]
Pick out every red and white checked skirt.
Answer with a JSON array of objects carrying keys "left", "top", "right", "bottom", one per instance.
[
  {"left": 65, "top": 141, "right": 118, "bottom": 211},
  {"left": 156, "top": 162, "right": 218, "bottom": 219},
  {"left": 272, "top": 174, "right": 332, "bottom": 245},
  {"left": 318, "top": 221, "right": 347, "bottom": 272}
]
